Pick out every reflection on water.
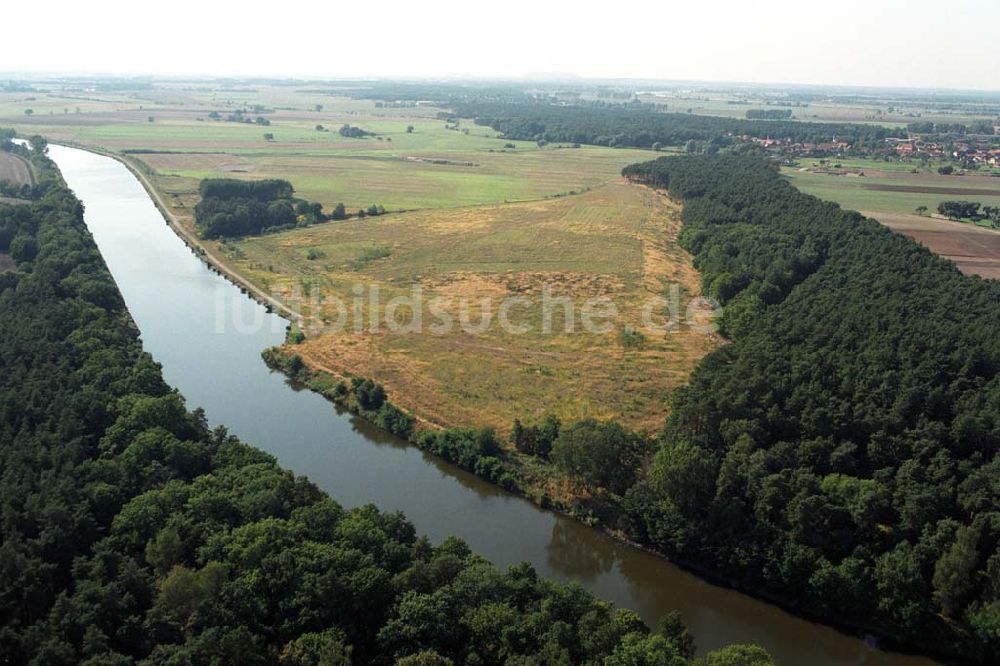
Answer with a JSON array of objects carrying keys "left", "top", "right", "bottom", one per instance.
[
  {"left": 548, "top": 521, "right": 616, "bottom": 581},
  {"left": 50, "top": 144, "right": 935, "bottom": 666}
]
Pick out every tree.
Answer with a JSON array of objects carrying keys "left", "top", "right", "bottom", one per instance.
[
  {"left": 511, "top": 415, "right": 560, "bottom": 458},
  {"left": 700, "top": 645, "right": 775, "bottom": 665},
  {"left": 351, "top": 377, "right": 386, "bottom": 411},
  {"left": 314, "top": 104, "right": 324, "bottom": 112},
  {"left": 330, "top": 203, "right": 347, "bottom": 220},
  {"left": 396, "top": 651, "right": 453, "bottom": 666},
  {"left": 264, "top": 132, "right": 275, "bottom": 141},
  {"left": 649, "top": 439, "right": 718, "bottom": 518},
  {"left": 551, "top": 419, "right": 647, "bottom": 494},
  {"left": 915, "top": 205, "right": 928, "bottom": 216},
  {"left": 407, "top": 125, "right": 415, "bottom": 133},
  {"left": 932, "top": 525, "right": 981, "bottom": 618},
  {"left": 605, "top": 633, "right": 686, "bottom": 666},
  {"left": 278, "top": 629, "right": 352, "bottom": 665}
]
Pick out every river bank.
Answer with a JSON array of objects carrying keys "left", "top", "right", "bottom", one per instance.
[{"left": 261, "top": 344, "right": 948, "bottom": 666}]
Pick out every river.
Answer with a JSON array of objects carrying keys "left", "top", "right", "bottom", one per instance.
[{"left": 48, "top": 144, "right": 934, "bottom": 665}]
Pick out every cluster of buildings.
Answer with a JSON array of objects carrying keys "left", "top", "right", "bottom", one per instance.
[
  {"left": 891, "top": 139, "right": 1000, "bottom": 167},
  {"left": 743, "top": 135, "right": 1000, "bottom": 168},
  {"left": 748, "top": 136, "right": 854, "bottom": 157}
]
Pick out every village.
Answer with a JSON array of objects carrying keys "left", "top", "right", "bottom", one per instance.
[{"left": 746, "top": 132, "right": 1000, "bottom": 168}]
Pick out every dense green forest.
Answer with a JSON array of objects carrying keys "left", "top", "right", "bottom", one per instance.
[
  {"left": 451, "top": 102, "right": 901, "bottom": 150},
  {"left": 621, "top": 154, "right": 1000, "bottom": 661},
  {"left": 195, "top": 178, "right": 378, "bottom": 238},
  {"left": 194, "top": 178, "right": 300, "bottom": 238},
  {"left": 0, "top": 144, "right": 773, "bottom": 663}
]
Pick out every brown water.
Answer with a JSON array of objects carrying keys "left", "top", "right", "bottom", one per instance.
[{"left": 49, "top": 144, "right": 936, "bottom": 666}]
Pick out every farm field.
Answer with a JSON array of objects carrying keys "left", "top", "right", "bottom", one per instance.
[
  {"left": 224, "top": 182, "right": 721, "bottom": 433},
  {"left": 0, "top": 151, "right": 33, "bottom": 186},
  {"left": 867, "top": 212, "right": 1000, "bottom": 280},
  {"left": 636, "top": 91, "right": 1000, "bottom": 127},
  {"left": 784, "top": 164, "right": 1000, "bottom": 215},
  {"left": 1, "top": 87, "right": 658, "bottom": 212},
  {"left": 784, "top": 162, "right": 1000, "bottom": 278}
]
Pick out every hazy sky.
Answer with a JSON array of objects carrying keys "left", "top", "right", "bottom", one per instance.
[{"left": 3, "top": 0, "right": 998, "bottom": 91}]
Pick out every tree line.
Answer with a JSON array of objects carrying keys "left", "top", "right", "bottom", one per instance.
[
  {"left": 908, "top": 121, "right": 997, "bottom": 136},
  {"left": 621, "top": 154, "right": 1000, "bottom": 662},
  {"left": 745, "top": 109, "right": 793, "bottom": 120},
  {"left": 450, "top": 102, "right": 902, "bottom": 150},
  {"left": 937, "top": 200, "right": 1000, "bottom": 227},
  {"left": 0, "top": 145, "right": 772, "bottom": 664}
]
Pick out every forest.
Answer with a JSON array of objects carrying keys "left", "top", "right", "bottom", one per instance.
[
  {"left": 621, "top": 154, "right": 1000, "bottom": 662},
  {"left": 194, "top": 178, "right": 381, "bottom": 238},
  {"left": 0, "top": 143, "right": 772, "bottom": 664},
  {"left": 451, "top": 102, "right": 902, "bottom": 150},
  {"left": 194, "top": 178, "right": 300, "bottom": 238}
]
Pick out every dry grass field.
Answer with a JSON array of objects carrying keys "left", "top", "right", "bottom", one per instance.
[
  {"left": 0, "top": 152, "right": 33, "bottom": 186},
  {"left": 225, "top": 182, "right": 721, "bottom": 433}
]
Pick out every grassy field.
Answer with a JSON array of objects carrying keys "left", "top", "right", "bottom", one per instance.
[
  {"left": 784, "top": 169, "right": 1000, "bottom": 213},
  {"left": 784, "top": 162, "right": 1000, "bottom": 215},
  {"left": 2, "top": 88, "right": 658, "bottom": 212},
  {"left": 142, "top": 144, "right": 657, "bottom": 211},
  {"left": 223, "top": 182, "right": 720, "bottom": 434}
]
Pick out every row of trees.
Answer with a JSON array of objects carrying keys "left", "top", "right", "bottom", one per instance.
[
  {"left": 451, "top": 102, "right": 903, "bottom": 150},
  {"left": 745, "top": 109, "right": 793, "bottom": 120},
  {"left": 908, "top": 121, "right": 996, "bottom": 136},
  {"left": 621, "top": 154, "right": 1000, "bottom": 662},
  {"left": 0, "top": 140, "right": 773, "bottom": 664},
  {"left": 938, "top": 200, "right": 1000, "bottom": 227}
]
